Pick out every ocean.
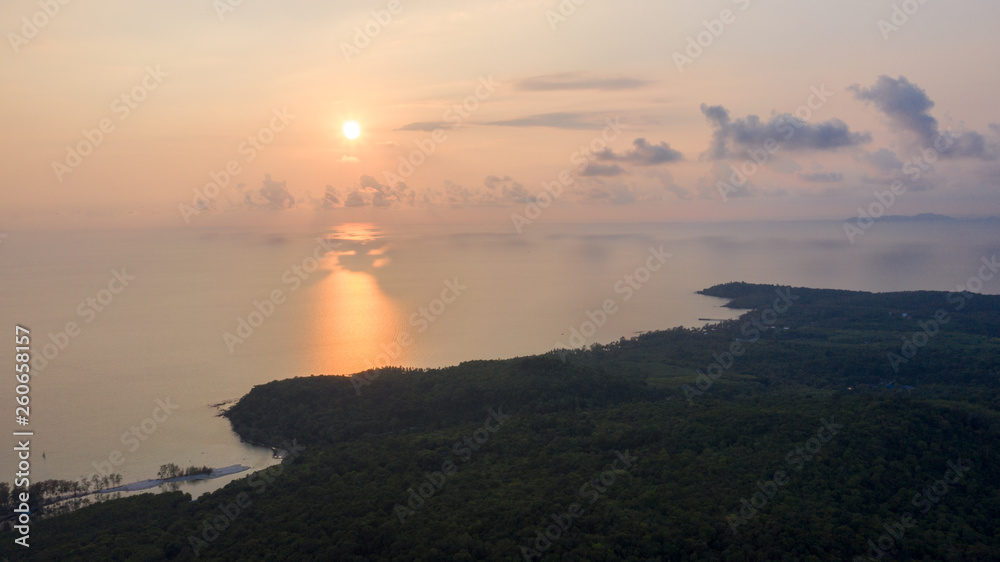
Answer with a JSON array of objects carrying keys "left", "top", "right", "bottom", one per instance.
[{"left": 1, "top": 218, "right": 997, "bottom": 496}]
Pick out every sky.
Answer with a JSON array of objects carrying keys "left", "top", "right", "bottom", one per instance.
[{"left": 2, "top": 0, "right": 999, "bottom": 230}]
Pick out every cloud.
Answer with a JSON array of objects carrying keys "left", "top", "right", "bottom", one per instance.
[
  {"left": 865, "top": 148, "right": 903, "bottom": 174},
  {"left": 240, "top": 174, "right": 295, "bottom": 210},
  {"left": 395, "top": 121, "right": 450, "bottom": 132},
  {"left": 696, "top": 162, "right": 787, "bottom": 200},
  {"left": 417, "top": 173, "right": 677, "bottom": 208},
  {"left": 700, "top": 104, "right": 871, "bottom": 159},
  {"left": 947, "top": 130, "right": 995, "bottom": 159},
  {"left": 486, "top": 112, "right": 608, "bottom": 130},
  {"left": 582, "top": 185, "right": 637, "bottom": 205},
  {"left": 700, "top": 105, "right": 732, "bottom": 158},
  {"left": 359, "top": 174, "right": 383, "bottom": 191},
  {"left": 515, "top": 73, "right": 652, "bottom": 92},
  {"left": 340, "top": 175, "right": 536, "bottom": 209},
  {"left": 443, "top": 180, "right": 476, "bottom": 205},
  {"left": 797, "top": 171, "right": 844, "bottom": 183},
  {"left": 596, "top": 138, "right": 683, "bottom": 165},
  {"left": 340, "top": 155, "right": 359, "bottom": 163},
  {"left": 579, "top": 163, "right": 626, "bottom": 177},
  {"left": 851, "top": 75, "right": 996, "bottom": 160},
  {"left": 315, "top": 185, "right": 341, "bottom": 209},
  {"left": 858, "top": 146, "right": 942, "bottom": 189},
  {"left": 697, "top": 162, "right": 752, "bottom": 200},
  {"left": 483, "top": 175, "right": 533, "bottom": 202},
  {"left": 364, "top": 175, "right": 415, "bottom": 207},
  {"left": 483, "top": 174, "right": 516, "bottom": 191},
  {"left": 372, "top": 192, "right": 394, "bottom": 208},
  {"left": 424, "top": 176, "right": 537, "bottom": 206},
  {"left": 322, "top": 175, "right": 416, "bottom": 209},
  {"left": 659, "top": 171, "right": 691, "bottom": 200},
  {"left": 611, "top": 187, "right": 636, "bottom": 205},
  {"left": 344, "top": 190, "right": 367, "bottom": 207},
  {"left": 851, "top": 76, "right": 938, "bottom": 142},
  {"left": 770, "top": 158, "right": 802, "bottom": 175}
]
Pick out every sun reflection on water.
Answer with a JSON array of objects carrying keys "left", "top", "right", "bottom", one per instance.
[{"left": 305, "top": 223, "right": 404, "bottom": 376}]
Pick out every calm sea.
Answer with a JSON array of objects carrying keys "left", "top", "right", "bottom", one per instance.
[{"left": 1, "top": 219, "right": 997, "bottom": 495}]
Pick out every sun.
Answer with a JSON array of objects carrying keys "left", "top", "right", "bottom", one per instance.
[{"left": 342, "top": 121, "right": 361, "bottom": 140}]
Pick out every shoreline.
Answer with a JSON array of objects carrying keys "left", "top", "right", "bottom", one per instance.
[{"left": 97, "top": 464, "right": 251, "bottom": 494}]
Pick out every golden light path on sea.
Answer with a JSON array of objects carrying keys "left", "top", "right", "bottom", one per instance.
[{"left": 307, "top": 223, "right": 404, "bottom": 377}]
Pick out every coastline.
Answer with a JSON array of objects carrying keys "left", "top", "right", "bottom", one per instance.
[{"left": 97, "top": 464, "right": 251, "bottom": 494}]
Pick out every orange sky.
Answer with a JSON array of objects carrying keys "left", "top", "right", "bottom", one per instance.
[{"left": 2, "top": 0, "right": 1000, "bottom": 230}]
